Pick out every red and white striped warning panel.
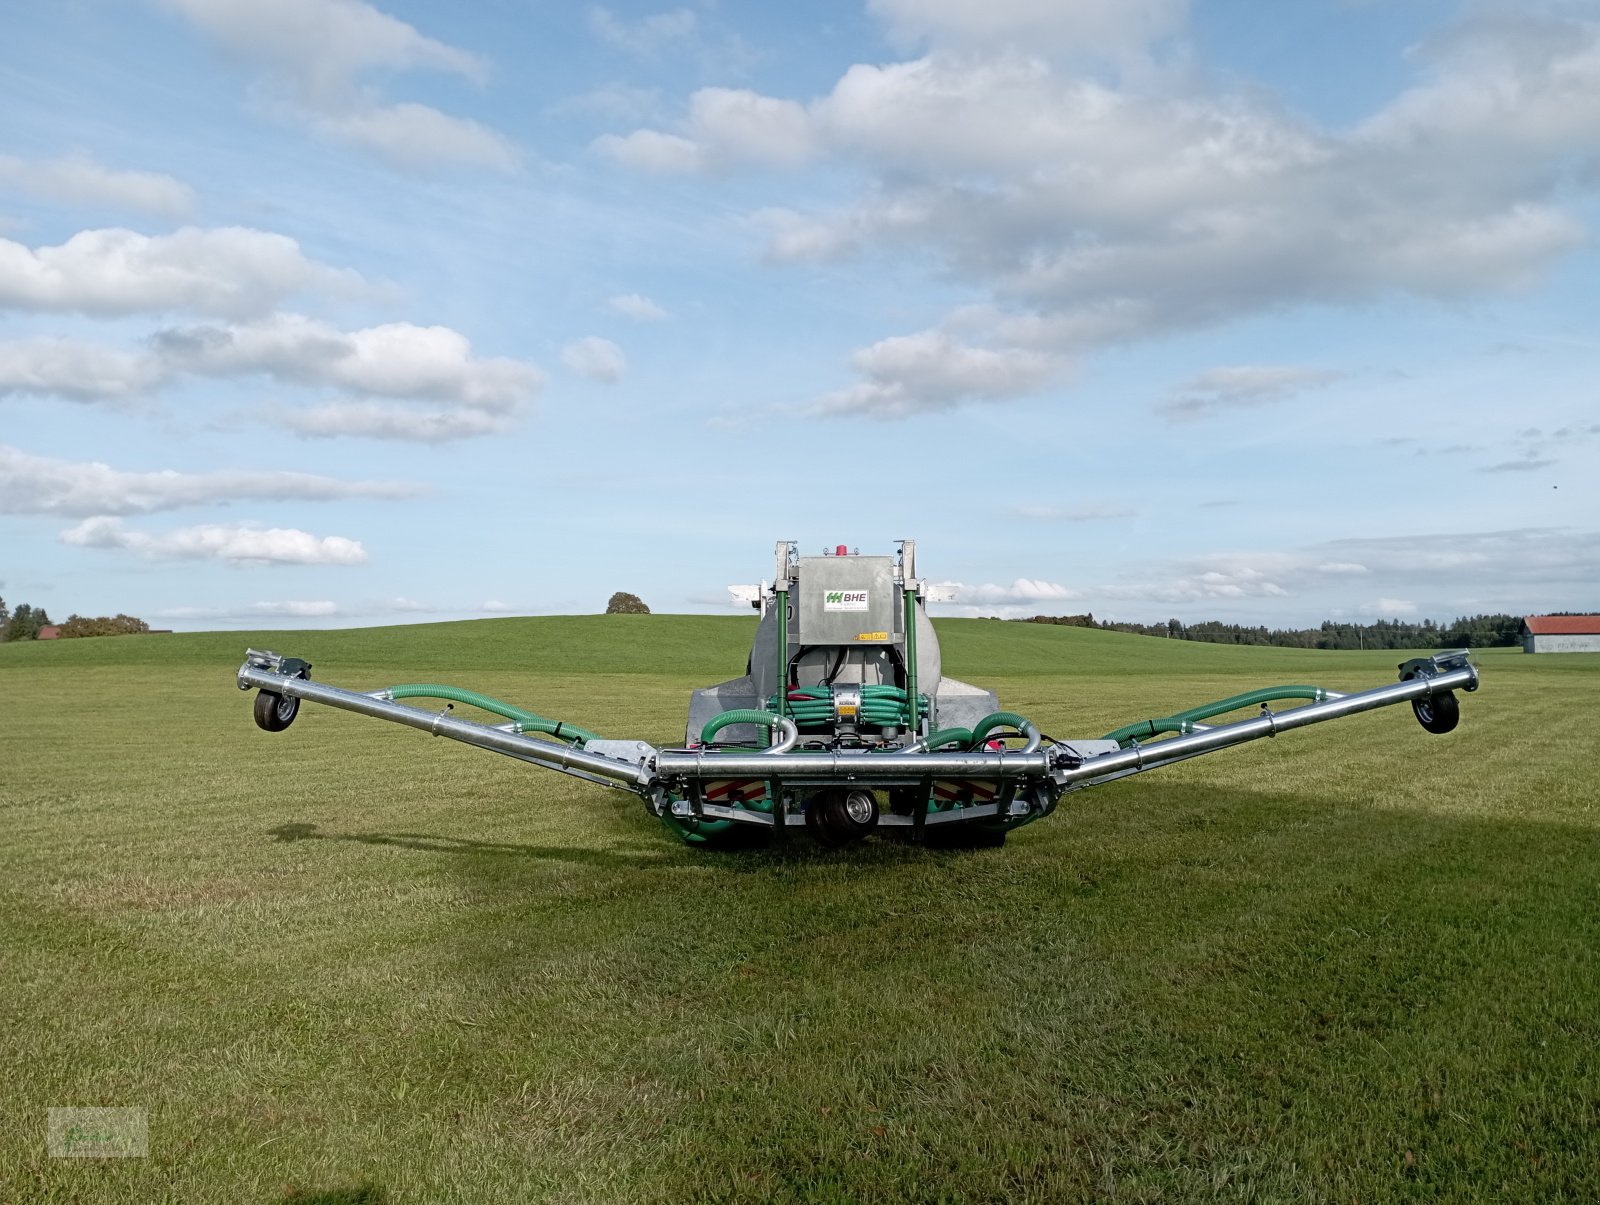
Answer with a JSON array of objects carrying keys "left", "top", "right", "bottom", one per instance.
[
  {"left": 703, "top": 779, "right": 767, "bottom": 804},
  {"left": 931, "top": 780, "right": 999, "bottom": 806}
]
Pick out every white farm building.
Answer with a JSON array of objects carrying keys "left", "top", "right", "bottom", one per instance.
[{"left": 1522, "top": 615, "right": 1600, "bottom": 653}]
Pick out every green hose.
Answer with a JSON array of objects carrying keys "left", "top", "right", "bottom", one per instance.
[
  {"left": 1102, "top": 685, "right": 1332, "bottom": 748},
  {"left": 968, "top": 711, "right": 1034, "bottom": 748},
  {"left": 921, "top": 727, "right": 973, "bottom": 750},
  {"left": 765, "top": 684, "right": 929, "bottom": 730},
  {"left": 699, "top": 709, "right": 791, "bottom": 745},
  {"left": 385, "top": 684, "right": 601, "bottom": 745}
]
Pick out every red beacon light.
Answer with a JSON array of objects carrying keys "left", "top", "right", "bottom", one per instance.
[{"left": 836, "top": 544, "right": 849, "bottom": 556}]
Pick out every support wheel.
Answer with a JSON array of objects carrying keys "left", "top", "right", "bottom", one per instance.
[
  {"left": 1412, "top": 690, "right": 1459, "bottom": 735},
  {"left": 806, "top": 789, "right": 879, "bottom": 847},
  {"left": 254, "top": 689, "right": 299, "bottom": 732}
]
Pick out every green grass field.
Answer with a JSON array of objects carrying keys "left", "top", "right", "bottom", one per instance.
[{"left": 2, "top": 618, "right": 1596, "bottom": 1202}]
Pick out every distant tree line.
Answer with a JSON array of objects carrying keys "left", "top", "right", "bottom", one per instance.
[
  {"left": 1021, "top": 612, "right": 1527, "bottom": 650},
  {"left": 0, "top": 596, "right": 151, "bottom": 641}
]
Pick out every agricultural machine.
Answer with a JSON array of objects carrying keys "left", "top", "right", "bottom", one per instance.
[{"left": 237, "top": 540, "right": 1479, "bottom": 848}]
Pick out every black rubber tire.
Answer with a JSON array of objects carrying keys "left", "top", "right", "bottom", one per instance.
[
  {"left": 254, "top": 689, "right": 299, "bottom": 732},
  {"left": 806, "top": 789, "right": 878, "bottom": 847},
  {"left": 1412, "top": 690, "right": 1460, "bottom": 735}
]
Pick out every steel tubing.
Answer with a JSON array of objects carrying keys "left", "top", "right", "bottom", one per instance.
[
  {"left": 238, "top": 664, "right": 650, "bottom": 786},
  {"left": 653, "top": 748, "right": 1052, "bottom": 781},
  {"left": 1056, "top": 665, "right": 1478, "bottom": 787}
]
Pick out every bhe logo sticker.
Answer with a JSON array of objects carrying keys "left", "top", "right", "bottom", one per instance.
[{"left": 823, "top": 590, "right": 870, "bottom": 612}]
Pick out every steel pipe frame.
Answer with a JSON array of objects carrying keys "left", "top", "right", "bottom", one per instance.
[
  {"left": 242, "top": 656, "right": 1475, "bottom": 799},
  {"left": 1052, "top": 664, "right": 1479, "bottom": 790},
  {"left": 238, "top": 663, "right": 651, "bottom": 788}
]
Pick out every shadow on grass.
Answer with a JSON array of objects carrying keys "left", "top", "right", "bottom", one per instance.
[
  {"left": 266, "top": 821, "right": 667, "bottom": 868},
  {"left": 424, "top": 780, "right": 1600, "bottom": 1200}
]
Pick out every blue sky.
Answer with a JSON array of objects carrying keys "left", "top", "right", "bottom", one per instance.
[{"left": 3, "top": 0, "right": 1597, "bottom": 630}]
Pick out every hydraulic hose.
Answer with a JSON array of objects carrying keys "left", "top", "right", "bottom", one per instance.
[
  {"left": 383, "top": 684, "right": 600, "bottom": 746},
  {"left": 698, "top": 709, "right": 800, "bottom": 751},
  {"left": 968, "top": 711, "right": 1042, "bottom": 752},
  {"left": 1102, "top": 685, "right": 1333, "bottom": 748}
]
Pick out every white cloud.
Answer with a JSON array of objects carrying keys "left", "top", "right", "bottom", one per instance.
[
  {"left": 155, "top": 0, "right": 515, "bottom": 172},
  {"left": 480, "top": 599, "right": 511, "bottom": 612},
  {"left": 0, "top": 153, "right": 194, "bottom": 218},
  {"left": 277, "top": 400, "right": 515, "bottom": 442},
  {"left": 0, "top": 227, "right": 356, "bottom": 318},
  {"left": 1094, "top": 529, "right": 1600, "bottom": 617},
  {"left": 926, "top": 576, "right": 1083, "bottom": 618},
  {"left": 156, "top": 0, "right": 485, "bottom": 90},
  {"left": 0, "top": 337, "right": 164, "bottom": 401},
  {"left": 600, "top": 11, "right": 1600, "bottom": 417},
  {"left": 813, "top": 331, "right": 1061, "bottom": 418},
  {"left": 311, "top": 104, "right": 518, "bottom": 171},
  {"left": 588, "top": 6, "right": 698, "bottom": 58},
  {"left": 61, "top": 516, "right": 368, "bottom": 565},
  {"left": 249, "top": 599, "right": 340, "bottom": 616},
  {"left": 594, "top": 129, "right": 705, "bottom": 173},
  {"left": 157, "top": 599, "right": 340, "bottom": 619},
  {"left": 7, "top": 313, "right": 543, "bottom": 438},
  {"left": 562, "top": 336, "right": 627, "bottom": 383},
  {"left": 1158, "top": 364, "right": 1343, "bottom": 421},
  {"left": 0, "top": 444, "right": 422, "bottom": 515},
  {"left": 867, "top": 0, "right": 1187, "bottom": 55},
  {"left": 608, "top": 292, "right": 668, "bottom": 321},
  {"left": 155, "top": 314, "right": 544, "bottom": 405}
]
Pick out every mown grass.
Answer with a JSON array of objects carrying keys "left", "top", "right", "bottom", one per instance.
[{"left": 1, "top": 618, "right": 1595, "bottom": 1202}]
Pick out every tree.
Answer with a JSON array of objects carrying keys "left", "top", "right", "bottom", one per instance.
[
  {"left": 2, "top": 602, "right": 51, "bottom": 642},
  {"left": 0, "top": 596, "right": 8, "bottom": 629},
  {"left": 605, "top": 591, "right": 650, "bottom": 615},
  {"left": 58, "top": 613, "right": 151, "bottom": 638}
]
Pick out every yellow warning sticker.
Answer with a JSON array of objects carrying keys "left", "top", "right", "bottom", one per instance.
[{"left": 854, "top": 631, "right": 889, "bottom": 641}]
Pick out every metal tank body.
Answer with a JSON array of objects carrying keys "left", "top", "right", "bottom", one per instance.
[{"left": 685, "top": 541, "right": 998, "bottom": 746}]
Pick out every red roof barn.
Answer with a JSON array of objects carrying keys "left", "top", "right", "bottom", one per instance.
[{"left": 1522, "top": 615, "right": 1600, "bottom": 653}]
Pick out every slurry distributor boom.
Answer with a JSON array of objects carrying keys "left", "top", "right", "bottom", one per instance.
[{"left": 237, "top": 540, "right": 1479, "bottom": 848}]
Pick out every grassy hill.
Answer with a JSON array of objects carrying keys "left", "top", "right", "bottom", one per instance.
[{"left": 1, "top": 619, "right": 1595, "bottom": 1201}]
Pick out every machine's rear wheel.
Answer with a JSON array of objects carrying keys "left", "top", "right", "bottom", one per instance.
[
  {"left": 806, "top": 789, "right": 879, "bottom": 847},
  {"left": 1412, "top": 690, "right": 1460, "bottom": 735},
  {"left": 254, "top": 689, "right": 299, "bottom": 732}
]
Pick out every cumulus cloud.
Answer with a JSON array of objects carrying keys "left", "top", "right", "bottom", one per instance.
[
  {"left": 926, "top": 576, "right": 1082, "bottom": 618},
  {"left": 562, "top": 335, "right": 627, "bottom": 383},
  {"left": 0, "top": 444, "right": 421, "bottom": 516},
  {"left": 155, "top": 0, "right": 517, "bottom": 171},
  {"left": 867, "top": 0, "right": 1187, "bottom": 55},
  {"left": 1157, "top": 365, "right": 1343, "bottom": 421},
  {"left": 608, "top": 292, "right": 668, "bottom": 321},
  {"left": 0, "top": 153, "right": 194, "bottom": 218},
  {"left": 5, "top": 311, "right": 543, "bottom": 437},
  {"left": 61, "top": 516, "right": 368, "bottom": 565},
  {"left": 812, "top": 331, "right": 1061, "bottom": 418},
  {"left": 600, "top": 8, "right": 1600, "bottom": 417},
  {"left": 596, "top": 87, "right": 816, "bottom": 172},
  {"left": 0, "top": 227, "right": 357, "bottom": 318},
  {"left": 155, "top": 314, "right": 542, "bottom": 406},
  {"left": 310, "top": 104, "right": 518, "bottom": 171},
  {"left": 0, "top": 337, "right": 164, "bottom": 402},
  {"left": 1098, "top": 529, "right": 1600, "bottom": 615},
  {"left": 276, "top": 400, "right": 516, "bottom": 442}
]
